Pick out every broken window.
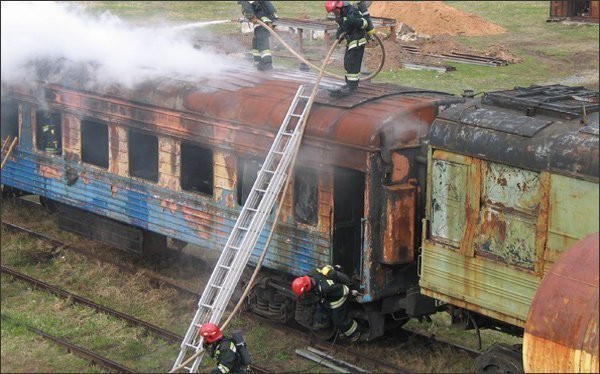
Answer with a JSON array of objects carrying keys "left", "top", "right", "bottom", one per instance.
[
  {"left": 181, "top": 142, "right": 213, "bottom": 196},
  {"left": 36, "top": 110, "right": 62, "bottom": 155},
  {"left": 294, "top": 167, "right": 318, "bottom": 226},
  {"left": 237, "top": 157, "right": 261, "bottom": 206},
  {"left": 81, "top": 120, "right": 109, "bottom": 169},
  {"left": 128, "top": 130, "right": 158, "bottom": 182},
  {"left": 1, "top": 99, "right": 19, "bottom": 141}
]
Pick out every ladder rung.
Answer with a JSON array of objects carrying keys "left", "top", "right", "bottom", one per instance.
[
  {"left": 218, "top": 264, "right": 231, "bottom": 270},
  {"left": 255, "top": 188, "right": 266, "bottom": 193},
  {"left": 299, "top": 95, "right": 310, "bottom": 99},
  {"left": 237, "top": 226, "right": 249, "bottom": 231},
  {"left": 209, "top": 284, "right": 223, "bottom": 290},
  {"left": 290, "top": 114, "right": 302, "bottom": 118},
  {"left": 245, "top": 207, "right": 258, "bottom": 212},
  {"left": 281, "top": 131, "right": 294, "bottom": 136},
  {"left": 263, "top": 169, "right": 275, "bottom": 174},
  {"left": 200, "top": 303, "right": 214, "bottom": 309},
  {"left": 272, "top": 151, "right": 284, "bottom": 155}
]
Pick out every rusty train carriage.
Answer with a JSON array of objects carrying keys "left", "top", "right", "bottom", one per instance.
[
  {"left": 420, "top": 85, "right": 599, "bottom": 370},
  {"left": 1, "top": 60, "right": 462, "bottom": 339}
]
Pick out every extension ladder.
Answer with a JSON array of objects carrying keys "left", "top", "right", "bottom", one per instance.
[
  {"left": 172, "top": 85, "right": 312, "bottom": 372},
  {"left": 1, "top": 136, "right": 18, "bottom": 170}
]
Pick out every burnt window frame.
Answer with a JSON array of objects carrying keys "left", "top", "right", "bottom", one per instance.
[
  {"left": 180, "top": 141, "right": 214, "bottom": 196},
  {"left": 128, "top": 129, "right": 159, "bottom": 183},
  {"left": 237, "top": 157, "right": 262, "bottom": 206},
  {"left": 293, "top": 166, "right": 319, "bottom": 226},
  {"left": 35, "top": 109, "right": 62, "bottom": 155},
  {"left": 1, "top": 99, "right": 19, "bottom": 141},
  {"left": 81, "top": 119, "right": 109, "bottom": 169}
]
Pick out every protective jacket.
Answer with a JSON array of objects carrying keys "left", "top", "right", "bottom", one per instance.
[
  {"left": 238, "top": 1, "right": 277, "bottom": 24},
  {"left": 209, "top": 337, "right": 245, "bottom": 374},
  {"left": 334, "top": 4, "right": 368, "bottom": 48}
]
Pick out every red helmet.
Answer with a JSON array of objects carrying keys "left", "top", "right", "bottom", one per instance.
[
  {"left": 199, "top": 323, "right": 223, "bottom": 343},
  {"left": 292, "top": 275, "right": 312, "bottom": 296},
  {"left": 324, "top": 1, "right": 344, "bottom": 13}
]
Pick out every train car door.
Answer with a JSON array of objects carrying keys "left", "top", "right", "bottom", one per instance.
[{"left": 333, "top": 167, "right": 364, "bottom": 280}]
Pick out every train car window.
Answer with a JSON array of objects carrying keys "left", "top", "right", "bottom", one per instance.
[
  {"left": 35, "top": 110, "right": 62, "bottom": 155},
  {"left": 294, "top": 167, "right": 318, "bottom": 226},
  {"left": 237, "top": 158, "right": 261, "bottom": 206},
  {"left": 181, "top": 142, "right": 213, "bottom": 196},
  {"left": 475, "top": 162, "right": 539, "bottom": 269},
  {"left": 430, "top": 159, "right": 467, "bottom": 247},
  {"left": 128, "top": 130, "right": 158, "bottom": 182},
  {"left": 81, "top": 120, "right": 108, "bottom": 169},
  {"left": 1, "top": 99, "right": 19, "bottom": 140}
]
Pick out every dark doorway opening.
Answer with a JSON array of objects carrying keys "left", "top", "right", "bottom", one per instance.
[
  {"left": 36, "top": 110, "right": 62, "bottom": 155},
  {"left": 333, "top": 167, "right": 364, "bottom": 281},
  {"left": 237, "top": 157, "right": 262, "bottom": 206}
]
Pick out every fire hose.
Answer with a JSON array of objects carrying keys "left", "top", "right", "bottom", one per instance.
[
  {"left": 255, "top": 18, "right": 385, "bottom": 81},
  {"left": 170, "top": 27, "right": 346, "bottom": 374}
]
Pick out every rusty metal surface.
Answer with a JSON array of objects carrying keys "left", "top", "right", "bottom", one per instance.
[
  {"left": 22, "top": 59, "right": 457, "bottom": 152},
  {"left": 431, "top": 85, "right": 599, "bottom": 182},
  {"left": 524, "top": 232, "right": 599, "bottom": 373},
  {"left": 381, "top": 183, "right": 416, "bottom": 265}
]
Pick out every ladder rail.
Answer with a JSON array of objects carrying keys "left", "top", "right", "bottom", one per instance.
[{"left": 173, "top": 85, "right": 311, "bottom": 372}]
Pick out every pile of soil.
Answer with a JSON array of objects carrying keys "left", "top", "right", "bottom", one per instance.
[{"left": 369, "top": 1, "right": 507, "bottom": 36}]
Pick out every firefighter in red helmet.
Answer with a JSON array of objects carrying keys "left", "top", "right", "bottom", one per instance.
[
  {"left": 325, "top": 1, "right": 370, "bottom": 98},
  {"left": 292, "top": 265, "right": 363, "bottom": 342},
  {"left": 199, "top": 323, "right": 250, "bottom": 373}
]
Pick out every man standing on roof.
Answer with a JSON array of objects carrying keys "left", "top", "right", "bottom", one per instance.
[
  {"left": 238, "top": 1, "right": 278, "bottom": 71},
  {"left": 291, "top": 265, "right": 363, "bottom": 342},
  {"left": 325, "top": 1, "right": 370, "bottom": 98}
]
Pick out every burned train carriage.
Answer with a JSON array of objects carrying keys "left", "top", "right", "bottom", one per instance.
[
  {"left": 0, "top": 61, "right": 461, "bottom": 340},
  {"left": 420, "top": 85, "right": 599, "bottom": 372}
]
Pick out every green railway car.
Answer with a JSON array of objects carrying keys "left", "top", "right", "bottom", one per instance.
[{"left": 419, "top": 85, "right": 599, "bottom": 372}]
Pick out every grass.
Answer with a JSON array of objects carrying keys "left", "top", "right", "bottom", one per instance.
[
  {"left": 2, "top": 198, "right": 487, "bottom": 372},
  {"left": 72, "top": 1, "right": 598, "bottom": 95}
]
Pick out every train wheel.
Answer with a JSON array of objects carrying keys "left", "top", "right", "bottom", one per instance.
[{"left": 474, "top": 344, "right": 523, "bottom": 373}]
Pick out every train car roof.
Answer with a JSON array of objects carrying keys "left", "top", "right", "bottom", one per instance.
[
  {"left": 12, "top": 58, "right": 461, "bottom": 150},
  {"left": 430, "top": 85, "right": 599, "bottom": 181}
]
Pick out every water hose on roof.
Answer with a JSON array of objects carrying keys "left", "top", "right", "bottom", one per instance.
[{"left": 256, "top": 18, "right": 385, "bottom": 81}]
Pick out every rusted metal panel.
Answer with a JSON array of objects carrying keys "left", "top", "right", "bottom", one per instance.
[
  {"left": 545, "top": 174, "right": 600, "bottom": 268},
  {"left": 420, "top": 241, "right": 539, "bottom": 327},
  {"left": 430, "top": 158, "right": 469, "bottom": 247},
  {"left": 158, "top": 137, "right": 178, "bottom": 190},
  {"left": 431, "top": 85, "right": 599, "bottom": 182},
  {"left": 381, "top": 183, "right": 416, "bottom": 265},
  {"left": 550, "top": 1, "right": 570, "bottom": 17},
  {"left": 475, "top": 162, "right": 542, "bottom": 270},
  {"left": 524, "top": 233, "right": 599, "bottom": 373}
]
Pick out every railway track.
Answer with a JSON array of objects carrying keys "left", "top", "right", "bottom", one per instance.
[
  {"left": 0, "top": 314, "right": 135, "bottom": 373},
  {"left": 2, "top": 208, "right": 480, "bottom": 372}
]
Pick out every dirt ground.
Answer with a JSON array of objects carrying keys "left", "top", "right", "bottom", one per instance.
[{"left": 369, "top": 1, "right": 507, "bottom": 37}]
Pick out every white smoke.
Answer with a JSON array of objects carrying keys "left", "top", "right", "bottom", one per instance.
[{"left": 1, "top": 1, "right": 236, "bottom": 87}]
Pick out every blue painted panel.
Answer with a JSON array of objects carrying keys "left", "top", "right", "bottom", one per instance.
[{"left": 2, "top": 149, "right": 329, "bottom": 279}]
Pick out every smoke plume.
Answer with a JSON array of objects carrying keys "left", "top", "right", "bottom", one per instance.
[{"left": 1, "top": 1, "right": 236, "bottom": 87}]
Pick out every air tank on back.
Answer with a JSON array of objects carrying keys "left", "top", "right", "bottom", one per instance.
[{"left": 523, "top": 233, "right": 599, "bottom": 373}]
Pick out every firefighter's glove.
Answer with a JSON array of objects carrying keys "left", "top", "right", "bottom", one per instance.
[
  {"left": 351, "top": 290, "right": 361, "bottom": 297},
  {"left": 250, "top": 15, "right": 258, "bottom": 24},
  {"left": 367, "top": 29, "right": 375, "bottom": 40}
]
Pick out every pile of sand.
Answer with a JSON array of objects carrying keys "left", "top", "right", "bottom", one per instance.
[{"left": 369, "top": 1, "right": 507, "bottom": 36}]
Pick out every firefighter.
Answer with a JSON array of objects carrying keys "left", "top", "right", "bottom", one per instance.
[
  {"left": 291, "top": 265, "right": 362, "bottom": 342},
  {"left": 40, "top": 119, "right": 60, "bottom": 154},
  {"left": 199, "top": 323, "right": 251, "bottom": 374},
  {"left": 325, "top": 1, "right": 369, "bottom": 98},
  {"left": 238, "top": 1, "right": 278, "bottom": 71}
]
